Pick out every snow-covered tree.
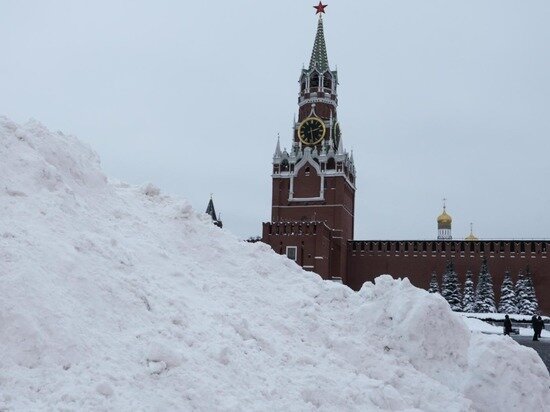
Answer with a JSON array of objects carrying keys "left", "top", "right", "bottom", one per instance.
[
  {"left": 519, "top": 267, "right": 539, "bottom": 315},
  {"left": 474, "top": 258, "right": 496, "bottom": 313},
  {"left": 441, "top": 261, "right": 462, "bottom": 311},
  {"left": 498, "top": 271, "right": 518, "bottom": 314},
  {"left": 516, "top": 270, "right": 529, "bottom": 315},
  {"left": 462, "top": 270, "right": 476, "bottom": 313},
  {"left": 428, "top": 272, "right": 439, "bottom": 294}
]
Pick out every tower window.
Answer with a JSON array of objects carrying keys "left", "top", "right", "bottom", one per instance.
[
  {"left": 323, "top": 73, "right": 332, "bottom": 91},
  {"left": 326, "top": 157, "right": 335, "bottom": 170},
  {"left": 286, "top": 246, "right": 297, "bottom": 261},
  {"left": 310, "top": 72, "right": 320, "bottom": 89},
  {"left": 305, "top": 166, "right": 310, "bottom": 176},
  {"left": 281, "top": 159, "right": 289, "bottom": 172}
]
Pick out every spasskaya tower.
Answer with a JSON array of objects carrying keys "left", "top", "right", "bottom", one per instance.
[{"left": 262, "top": 3, "right": 356, "bottom": 282}]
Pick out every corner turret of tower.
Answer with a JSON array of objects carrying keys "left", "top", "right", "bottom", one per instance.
[{"left": 206, "top": 196, "right": 223, "bottom": 229}]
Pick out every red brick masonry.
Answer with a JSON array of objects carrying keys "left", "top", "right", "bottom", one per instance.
[{"left": 347, "top": 240, "right": 549, "bottom": 315}]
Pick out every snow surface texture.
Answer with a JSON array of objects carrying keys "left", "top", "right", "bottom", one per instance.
[{"left": 1, "top": 117, "right": 549, "bottom": 411}]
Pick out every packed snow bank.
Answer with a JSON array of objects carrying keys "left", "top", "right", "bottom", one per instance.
[{"left": 1, "top": 117, "right": 549, "bottom": 411}]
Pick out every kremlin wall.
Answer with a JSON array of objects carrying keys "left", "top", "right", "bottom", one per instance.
[{"left": 346, "top": 208, "right": 549, "bottom": 315}]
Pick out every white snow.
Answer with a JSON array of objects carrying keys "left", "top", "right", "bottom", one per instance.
[
  {"left": 461, "top": 316, "right": 550, "bottom": 338},
  {"left": 462, "top": 313, "right": 549, "bottom": 322},
  {"left": 1, "top": 117, "right": 549, "bottom": 411}
]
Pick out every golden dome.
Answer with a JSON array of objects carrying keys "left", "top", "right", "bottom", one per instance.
[
  {"left": 465, "top": 223, "right": 478, "bottom": 241},
  {"left": 437, "top": 210, "right": 452, "bottom": 225}
]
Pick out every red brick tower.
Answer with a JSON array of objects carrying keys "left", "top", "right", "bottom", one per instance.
[{"left": 262, "top": 7, "right": 356, "bottom": 282}]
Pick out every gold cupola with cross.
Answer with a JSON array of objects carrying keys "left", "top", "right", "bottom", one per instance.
[{"left": 437, "top": 199, "right": 452, "bottom": 239}]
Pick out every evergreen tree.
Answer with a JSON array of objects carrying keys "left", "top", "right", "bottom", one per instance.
[
  {"left": 515, "top": 270, "right": 529, "bottom": 315},
  {"left": 428, "top": 272, "right": 439, "bottom": 294},
  {"left": 462, "top": 270, "right": 476, "bottom": 313},
  {"left": 498, "top": 271, "right": 518, "bottom": 314},
  {"left": 441, "top": 261, "right": 462, "bottom": 311},
  {"left": 522, "top": 267, "right": 539, "bottom": 314},
  {"left": 474, "top": 258, "right": 497, "bottom": 313}
]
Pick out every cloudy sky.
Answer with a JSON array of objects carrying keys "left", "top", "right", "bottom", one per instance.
[{"left": 2, "top": 1, "right": 549, "bottom": 240}]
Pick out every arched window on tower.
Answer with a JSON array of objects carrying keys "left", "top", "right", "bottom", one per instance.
[
  {"left": 310, "top": 72, "right": 320, "bottom": 90},
  {"left": 323, "top": 73, "right": 332, "bottom": 92},
  {"left": 281, "top": 159, "right": 289, "bottom": 172},
  {"left": 326, "top": 157, "right": 335, "bottom": 170},
  {"left": 300, "top": 77, "right": 307, "bottom": 92}
]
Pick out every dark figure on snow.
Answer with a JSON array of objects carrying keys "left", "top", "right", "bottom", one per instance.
[
  {"left": 537, "top": 316, "right": 544, "bottom": 339},
  {"left": 503, "top": 315, "right": 513, "bottom": 336},
  {"left": 532, "top": 315, "right": 539, "bottom": 341},
  {"left": 531, "top": 315, "right": 542, "bottom": 340}
]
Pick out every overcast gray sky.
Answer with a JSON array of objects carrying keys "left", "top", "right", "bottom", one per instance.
[{"left": 2, "top": 1, "right": 549, "bottom": 240}]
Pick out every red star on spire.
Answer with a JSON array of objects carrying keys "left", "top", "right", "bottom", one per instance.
[{"left": 314, "top": 2, "right": 327, "bottom": 15}]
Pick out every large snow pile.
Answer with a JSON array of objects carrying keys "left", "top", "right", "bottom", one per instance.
[{"left": 1, "top": 117, "right": 549, "bottom": 411}]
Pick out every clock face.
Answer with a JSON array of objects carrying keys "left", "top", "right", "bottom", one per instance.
[{"left": 298, "top": 117, "right": 326, "bottom": 146}]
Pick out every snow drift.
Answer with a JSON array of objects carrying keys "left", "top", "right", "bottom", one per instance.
[{"left": 0, "top": 117, "right": 548, "bottom": 411}]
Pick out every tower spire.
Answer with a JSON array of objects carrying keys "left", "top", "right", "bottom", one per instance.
[
  {"left": 274, "top": 134, "right": 282, "bottom": 158},
  {"left": 309, "top": 14, "right": 330, "bottom": 72}
]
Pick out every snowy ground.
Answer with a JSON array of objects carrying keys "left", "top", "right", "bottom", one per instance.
[
  {"left": 1, "top": 117, "right": 549, "bottom": 411},
  {"left": 462, "top": 313, "right": 549, "bottom": 322},
  {"left": 462, "top": 317, "right": 550, "bottom": 338}
]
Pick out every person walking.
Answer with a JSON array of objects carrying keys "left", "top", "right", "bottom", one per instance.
[
  {"left": 532, "top": 314, "right": 539, "bottom": 341},
  {"left": 537, "top": 316, "right": 544, "bottom": 339},
  {"left": 503, "top": 315, "right": 513, "bottom": 336}
]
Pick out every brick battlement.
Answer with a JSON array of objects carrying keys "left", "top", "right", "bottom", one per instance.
[
  {"left": 350, "top": 240, "right": 549, "bottom": 257},
  {"left": 263, "top": 221, "right": 333, "bottom": 237}
]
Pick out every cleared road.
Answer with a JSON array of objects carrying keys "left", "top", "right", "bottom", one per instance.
[{"left": 513, "top": 336, "right": 549, "bottom": 373}]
